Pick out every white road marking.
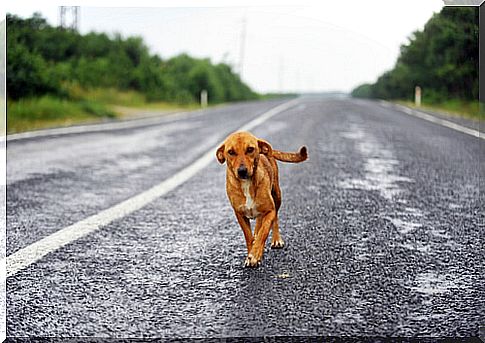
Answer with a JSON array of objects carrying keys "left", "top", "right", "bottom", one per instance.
[
  {"left": 388, "top": 102, "right": 484, "bottom": 140},
  {"left": 4, "top": 98, "right": 300, "bottom": 278},
  {"left": 5, "top": 109, "right": 206, "bottom": 142}
]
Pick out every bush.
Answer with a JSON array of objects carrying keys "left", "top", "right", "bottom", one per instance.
[
  {"left": 7, "top": 13, "right": 259, "bottom": 104},
  {"left": 351, "top": 7, "right": 478, "bottom": 102},
  {"left": 350, "top": 84, "right": 373, "bottom": 98},
  {"left": 7, "top": 41, "right": 61, "bottom": 99}
]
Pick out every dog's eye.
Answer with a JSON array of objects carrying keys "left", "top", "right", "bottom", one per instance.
[
  {"left": 228, "top": 149, "right": 236, "bottom": 156},
  {"left": 246, "top": 147, "right": 255, "bottom": 154}
]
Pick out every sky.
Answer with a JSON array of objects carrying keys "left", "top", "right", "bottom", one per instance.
[{"left": 5, "top": 0, "right": 445, "bottom": 94}]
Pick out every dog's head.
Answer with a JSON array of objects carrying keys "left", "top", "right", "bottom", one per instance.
[{"left": 216, "top": 131, "right": 272, "bottom": 180}]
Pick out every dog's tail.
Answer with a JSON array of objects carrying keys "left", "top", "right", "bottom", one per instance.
[{"left": 272, "top": 146, "right": 308, "bottom": 163}]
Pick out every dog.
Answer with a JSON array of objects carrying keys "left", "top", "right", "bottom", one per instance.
[{"left": 216, "top": 131, "right": 308, "bottom": 267}]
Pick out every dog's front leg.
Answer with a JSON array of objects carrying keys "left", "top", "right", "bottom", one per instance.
[
  {"left": 245, "top": 210, "right": 276, "bottom": 267},
  {"left": 235, "top": 212, "right": 253, "bottom": 254}
]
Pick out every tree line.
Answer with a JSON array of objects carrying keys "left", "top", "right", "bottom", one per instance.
[
  {"left": 7, "top": 13, "right": 258, "bottom": 103},
  {"left": 351, "top": 7, "right": 478, "bottom": 103}
]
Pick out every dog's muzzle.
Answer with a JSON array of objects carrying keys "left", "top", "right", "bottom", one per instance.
[{"left": 237, "top": 166, "right": 249, "bottom": 179}]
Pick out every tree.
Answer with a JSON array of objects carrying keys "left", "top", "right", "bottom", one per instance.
[
  {"left": 7, "top": 13, "right": 259, "bottom": 103},
  {"left": 351, "top": 7, "right": 478, "bottom": 102}
]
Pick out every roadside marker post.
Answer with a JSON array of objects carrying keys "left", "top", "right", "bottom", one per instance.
[
  {"left": 201, "top": 90, "right": 208, "bottom": 108},
  {"left": 415, "top": 86, "right": 422, "bottom": 107}
]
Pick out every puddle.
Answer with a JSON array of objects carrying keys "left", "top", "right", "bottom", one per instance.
[
  {"left": 389, "top": 218, "right": 422, "bottom": 234},
  {"left": 305, "top": 185, "right": 320, "bottom": 194},
  {"left": 97, "top": 155, "right": 154, "bottom": 177},
  {"left": 331, "top": 311, "right": 364, "bottom": 325},
  {"left": 448, "top": 203, "right": 462, "bottom": 210},
  {"left": 408, "top": 272, "right": 458, "bottom": 295},
  {"left": 262, "top": 121, "right": 288, "bottom": 134},
  {"left": 339, "top": 124, "right": 461, "bottom": 281},
  {"left": 409, "top": 313, "right": 447, "bottom": 321},
  {"left": 404, "top": 207, "right": 424, "bottom": 217},
  {"left": 429, "top": 228, "right": 451, "bottom": 239},
  {"left": 339, "top": 125, "right": 413, "bottom": 201},
  {"left": 399, "top": 242, "right": 431, "bottom": 253}
]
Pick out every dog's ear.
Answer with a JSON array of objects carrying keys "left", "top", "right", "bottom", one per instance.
[
  {"left": 216, "top": 144, "right": 226, "bottom": 164},
  {"left": 258, "top": 139, "right": 273, "bottom": 157}
]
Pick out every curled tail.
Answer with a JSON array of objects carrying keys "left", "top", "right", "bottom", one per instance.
[{"left": 272, "top": 146, "right": 308, "bottom": 163}]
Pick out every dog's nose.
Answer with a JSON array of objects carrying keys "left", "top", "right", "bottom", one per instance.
[{"left": 237, "top": 166, "right": 248, "bottom": 179}]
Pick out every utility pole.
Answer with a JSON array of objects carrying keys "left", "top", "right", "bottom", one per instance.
[
  {"left": 278, "top": 57, "right": 284, "bottom": 93},
  {"left": 59, "top": 6, "right": 80, "bottom": 31},
  {"left": 295, "top": 70, "right": 301, "bottom": 94},
  {"left": 238, "top": 15, "right": 247, "bottom": 79}
]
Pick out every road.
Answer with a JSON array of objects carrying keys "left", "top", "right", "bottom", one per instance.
[{"left": 6, "top": 96, "right": 484, "bottom": 338}]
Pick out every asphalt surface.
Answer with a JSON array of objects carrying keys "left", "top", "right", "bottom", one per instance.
[{"left": 6, "top": 96, "right": 484, "bottom": 338}]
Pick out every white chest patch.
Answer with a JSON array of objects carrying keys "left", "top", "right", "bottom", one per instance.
[{"left": 241, "top": 180, "right": 259, "bottom": 219}]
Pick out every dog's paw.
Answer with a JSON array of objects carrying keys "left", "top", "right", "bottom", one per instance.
[
  {"left": 271, "top": 238, "right": 285, "bottom": 249},
  {"left": 244, "top": 254, "right": 261, "bottom": 268}
]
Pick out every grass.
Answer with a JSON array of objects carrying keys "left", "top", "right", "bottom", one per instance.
[
  {"left": 110, "top": 99, "right": 199, "bottom": 119},
  {"left": 396, "top": 99, "right": 483, "bottom": 121},
  {"left": 0, "top": 98, "right": 5, "bottom": 136},
  {"left": 67, "top": 85, "right": 147, "bottom": 107},
  {"left": 67, "top": 85, "right": 199, "bottom": 111},
  {"left": 260, "top": 93, "right": 298, "bottom": 100},
  {"left": 7, "top": 87, "right": 201, "bottom": 134},
  {"left": 7, "top": 96, "right": 116, "bottom": 134}
]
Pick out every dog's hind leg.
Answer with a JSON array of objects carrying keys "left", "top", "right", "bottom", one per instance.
[
  {"left": 271, "top": 216, "right": 285, "bottom": 249},
  {"left": 270, "top": 185, "right": 285, "bottom": 249}
]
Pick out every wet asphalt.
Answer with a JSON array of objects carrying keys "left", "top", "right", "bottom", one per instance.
[{"left": 6, "top": 96, "right": 484, "bottom": 338}]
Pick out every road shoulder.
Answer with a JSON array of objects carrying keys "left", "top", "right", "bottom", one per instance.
[
  {"left": 386, "top": 101, "right": 481, "bottom": 132},
  {"left": 371, "top": 100, "right": 483, "bottom": 140}
]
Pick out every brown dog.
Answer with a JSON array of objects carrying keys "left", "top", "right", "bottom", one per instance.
[{"left": 216, "top": 131, "right": 308, "bottom": 267}]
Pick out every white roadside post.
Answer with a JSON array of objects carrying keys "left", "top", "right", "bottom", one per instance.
[
  {"left": 415, "top": 86, "right": 422, "bottom": 107},
  {"left": 200, "top": 89, "right": 208, "bottom": 108}
]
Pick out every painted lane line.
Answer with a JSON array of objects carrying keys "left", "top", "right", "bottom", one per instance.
[
  {"left": 4, "top": 98, "right": 300, "bottom": 278},
  {"left": 391, "top": 103, "right": 484, "bottom": 140},
  {"left": 6, "top": 109, "right": 206, "bottom": 142}
]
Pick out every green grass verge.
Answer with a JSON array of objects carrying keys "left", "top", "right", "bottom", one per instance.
[
  {"left": 7, "top": 87, "right": 204, "bottom": 134},
  {"left": 7, "top": 96, "right": 116, "bottom": 134},
  {"left": 0, "top": 98, "right": 5, "bottom": 136},
  {"left": 66, "top": 85, "right": 148, "bottom": 107},
  {"left": 7, "top": 84, "right": 208, "bottom": 134},
  {"left": 259, "top": 93, "right": 298, "bottom": 100},
  {"left": 396, "top": 99, "right": 483, "bottom": 121},
  {"left": 66, "top": 86, "right": 200, "bottom": 110}
]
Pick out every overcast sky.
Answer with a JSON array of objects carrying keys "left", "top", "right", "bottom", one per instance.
[{"left": 6, "top": 1, "right": 445, "bottom": 93}]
